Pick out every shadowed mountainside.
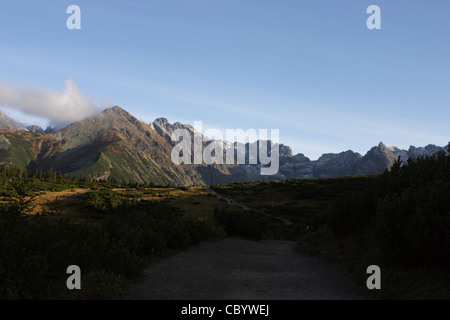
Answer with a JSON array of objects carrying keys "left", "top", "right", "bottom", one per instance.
[{"left": 0, "top": 106, "right": 447, "bottom": 185}]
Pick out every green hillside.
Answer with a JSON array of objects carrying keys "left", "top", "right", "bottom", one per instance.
[
  {"left": 0, "top": 132, "right": 38, "bottom": 169},
  {"left": 0, "top": 129, "right": 194, "bottom": 186}
]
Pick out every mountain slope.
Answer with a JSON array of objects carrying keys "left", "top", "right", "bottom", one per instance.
[
  {"left": 0, "top": 106, "right": 447, "bottom": 185},
  {"left": 0, "top": 107, "right": 202, "bottom": 185},
  {"left": 44, "top": 106, "right": 203, "bottom": 185},
  {"left": 0, "top": 110, "right": 27, "bottom": 130},
  {"left": 0, "top": 131, "right": 40, "bottom": 169}
]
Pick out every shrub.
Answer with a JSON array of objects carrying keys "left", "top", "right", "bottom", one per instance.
[
  {"left": 329, "top": 152, "right": 450, "bottom": 267},
  {"left": 0, "top": 193, "right": 221, "bottom": 299},
  {"left": 213, "top": 207, "right": 264, "bottom": 240}
]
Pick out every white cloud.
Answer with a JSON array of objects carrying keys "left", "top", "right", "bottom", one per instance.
[{"left": 0, "top": 79, "right": 101, "bottom": 128}]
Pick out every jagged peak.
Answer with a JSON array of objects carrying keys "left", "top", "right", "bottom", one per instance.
[
  {"left": 279, "top": 144, "right": 293, "bottom": 157},
  {"left": 105, "top": 105, "right": 124, "bottom": 112},
  {"left": 98, "top": 106, "right": 145, "bottom": 127},
  {"left": 343, "top": 149, "right": 361, "bottom": 156},
  {"left": 102, "top": 105, "right": 130, "bottom": 116},
  {"left": 56, "top": 106, "right": 141, "bottom": 132},
  {"left": 377, "top": 141, "right": 387, "bottom": 149},
  {"left": 293, "top": 153, "right": 310, "bottom": 162},
  {"left": 25, "top": 125, "right": 45, "bottom": 133},
  {"left": 153, "top": 118, "right": 169, "bottom": 126},
  {"left": 152, "top": 118, "right": 198, "bottom": 137},
  {"left": 45, "top": 126, "right": 57, "bottom": 133},
  {"left": 0, "top": 109, "right": 26, "bottom": 130},
  {"left": 315, "top": 150, "right": 361, "bottom": 164}
]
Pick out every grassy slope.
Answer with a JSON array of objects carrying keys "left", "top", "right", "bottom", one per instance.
[
  {"left": 0, "top": 131, "right": 188, "bottom": 186},
  {"left": 62, "top": 145, "right": 189, "bottom": 186},
  {"left": 0, "top": 132, "right": 38, "bottom": 169},
  {"left": 36, "top": 185, "right": 236, "bottom": 230}
]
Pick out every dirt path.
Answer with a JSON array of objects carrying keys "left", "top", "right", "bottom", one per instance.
[
  {"left": 206, "top": 187, "right": 292, "bottom": 226},
  {"left": 206, "top": 187, "right": 252, "bottom": 211},
  {"left": 124, "top": 238, "right": 369, "bottom": 300}
]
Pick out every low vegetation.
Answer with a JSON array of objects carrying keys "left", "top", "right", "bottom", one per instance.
[
  {"left": 0, "top": 149, "right": 448, "bottom": 299},
  {"left": 0, "top": 168, "right": 224, "bottom": 299},
  {"left": 214, "top": 151, "right": 450, "bottom": 299}
]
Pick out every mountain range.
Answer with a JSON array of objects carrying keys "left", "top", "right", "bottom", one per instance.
[{"left": 0, "top": 107, "right": 447, "bottom": 186}]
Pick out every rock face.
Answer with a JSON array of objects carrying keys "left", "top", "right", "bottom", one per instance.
[
  {"left": 44, "top": 106, "right": 203, "bottom": 185},
  {"left": 407, "top": 145, "right": 444, "bottom": 160},
  {"left": 26, "top": 125, "right": 45, "bottom": 133},
  {"left": 352, "top": 142, "right": 398, "bottom": 176},
  {"left": 0, "top": 111, "right": 26, "bottom": 130},
  {"left": 0, "top": 106, "right": 447, "bottom": 185},
  {"left": 44, "top": 126, "right": 57, "bottom": 133},
  {"left": 313, "top": 150, "right": 362, "bottom": 178}
]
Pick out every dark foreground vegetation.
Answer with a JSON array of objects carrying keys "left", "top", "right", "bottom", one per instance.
[
  {"left": 0, "top": 170, "right": 222, "bottom": 299},
  {"left": 323, "top": 151, "right": 450, "bottom": 299},
  {"left": 329, "top": 151, "right": 450, "bottom": 267},
  {"left": 213, "top": 150, "right": 450, "bottom": 299},
  {"left": 1, "top": 149, "right": 449, "bottom": 299}
]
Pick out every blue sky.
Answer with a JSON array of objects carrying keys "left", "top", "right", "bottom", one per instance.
[{"left": 0, "top": 0, "right": 448, "bottom": 159}]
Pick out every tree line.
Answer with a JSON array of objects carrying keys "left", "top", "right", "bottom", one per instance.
[{"left": 329, "top": 148, "right": 450, "bottom": 267}]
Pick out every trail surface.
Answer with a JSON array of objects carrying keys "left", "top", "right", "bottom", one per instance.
[
  {"left": 124, "top": 238, "right": 369, "bottom": 300},
  {"left": 206, "top": 187, "right": 292, "bottom": 225},
  {"left": 205, "top": 186, "right": 252, "bottom": 211}
]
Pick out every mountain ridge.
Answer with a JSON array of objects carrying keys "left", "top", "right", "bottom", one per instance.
[{"left": 0, "top": 106, "right": 447, "bottom": 185}]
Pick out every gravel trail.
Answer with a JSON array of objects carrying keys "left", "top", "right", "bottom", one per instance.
[{"left": 124, "top": 238, "right": 369, "bottom": 300}]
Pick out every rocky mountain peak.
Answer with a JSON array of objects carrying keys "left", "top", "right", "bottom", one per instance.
[
  {"left": 102, "top": 105, "right": 133, "bottom": 118},
  {"left": 50, "top": 105, "right": 155, "bottom": 153},
  {"left": 279, "top": 144, "right": 293, "bottom": 157},
  {"left": 26, "top": 125, "right": 45, "bottom": 133},
  {"left": 0, "top": 110, "right": 26, "bottom": 130},
  {"left": 44, "top": 126, "right": 57, "bottom": 133},
  {"left": 292, "top": 153, "right": 310, "bottom": 163},
  {"left": 367, "top": 142, "right": 390, "bottom": 157},
  {"left": 313, "top": 150, "right": 361, "bottom": 178},
  {"left": 151, "top": 118, "right": 200, "bottom": 146},
  {"left": 377, "top": 141, "right": 387, "bottom": 150},
  {"left": 0, "top": 105, "right": 447, "bottom": 185},
  {"left": 154, "top": 118, "right": 169, "bottom": 126},
  {"left": 407, "top": 144, "right": 444, "bottom": 160}
]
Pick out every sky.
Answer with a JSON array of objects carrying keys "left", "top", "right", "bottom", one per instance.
[{"left": 0, "top": 0, "right": 448, "bottom": 160}]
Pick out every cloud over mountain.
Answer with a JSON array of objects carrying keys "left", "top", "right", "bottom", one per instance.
[{"left": 0, "top": 79, "right": 101, "bottom": 128}]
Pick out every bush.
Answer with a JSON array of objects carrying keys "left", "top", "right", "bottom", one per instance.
[
  {"left": 0, "top": 192, "right": 221, "bottom": 299},
  {"left": 376, "top": 184, "right": 450, "bottom": 266},
  {"left": 329, "top": 152, "right": 450, "bottom": 267},
  {"left": 85, "top": 188, "right": 125, "bottom": 213},
  {"left": 213, "top": 207, "right": 264, "bottom": 240},
  {"left": 329, "top": 189, "right": 376, "bottom": 236}
]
